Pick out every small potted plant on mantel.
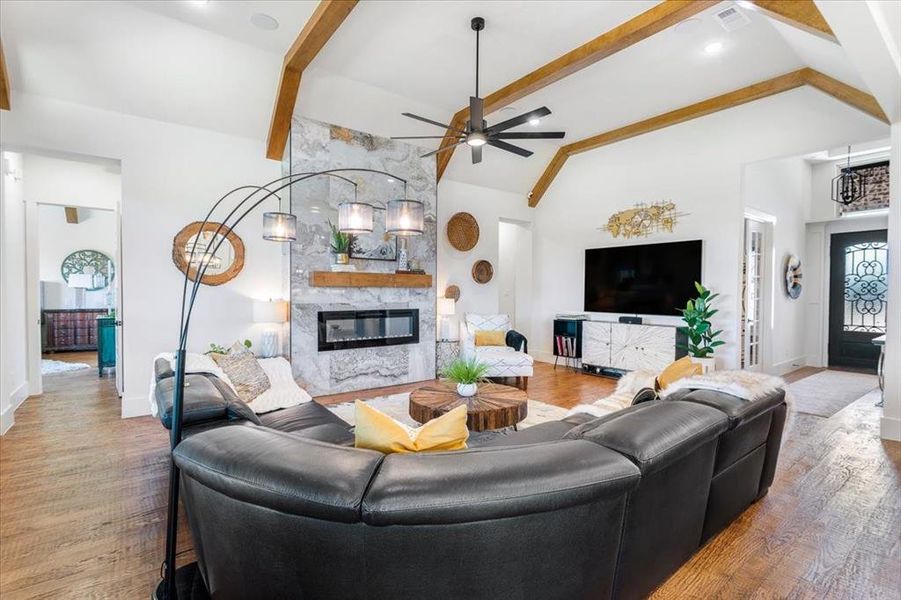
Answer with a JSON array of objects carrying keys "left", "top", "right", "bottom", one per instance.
[
  {"left": 328, "top": 220, "right": 351, "bottom": 265},
  {"left": 677, "top": 281, "right": 724, "bottom": 373},
  {"left": 441, "top": 358, "right": 489, "bottom": 397}
]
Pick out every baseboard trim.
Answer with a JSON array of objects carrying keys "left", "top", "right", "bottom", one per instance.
[
  {"left": 532, "top": 350, "right": 556, "bottom": 365},
  {"left": 1, "top": 381, "right": 30, "bottom": 436},
  {"left": 880, "top": 416, "right": 901, "bottom": 442},
  {"left": 771, "top": 356, "right": 808, "bottom": 376},
  {"left": 121, "top": 395, "right": 152, "bottom": 419},
  {"left": 0, "top": 406, "right": 13, "bottom": 435}
]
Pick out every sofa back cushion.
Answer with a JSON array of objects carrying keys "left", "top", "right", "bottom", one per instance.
[
  {"left": 564, "top": 400, "right": 728, "bottom": 475},
  {"left": 362, "top": 440, "right": 639, "bottom": 525}
]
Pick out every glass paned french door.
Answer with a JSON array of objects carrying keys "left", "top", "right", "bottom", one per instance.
[
  {"left": 829, "top": 230, "right": 888, "bottom": 370},
  {"left": 742, "top": 219, "right": 765, "bottom": 371}
]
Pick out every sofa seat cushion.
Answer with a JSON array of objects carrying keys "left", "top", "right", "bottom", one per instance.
[
  {"left": 474, "top": 346, "right": 534, "bottom": 367},
  {"left": 292, "top": 423, "right": 355, "bottom": 447},
  {"left": 258, "top": 401, "right": 351, "bottom": 435}
]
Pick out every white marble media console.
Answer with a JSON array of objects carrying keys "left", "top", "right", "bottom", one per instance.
[{"left": 582, "top": 321, "right": 685, "bottom": 373}]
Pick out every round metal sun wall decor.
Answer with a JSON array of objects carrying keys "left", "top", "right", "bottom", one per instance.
[
  {"left": 61, "top": 249, "right": 115, "bottom": 291},
  {"left": 784, "top": 254, "right": 802, "bottom": 299}
]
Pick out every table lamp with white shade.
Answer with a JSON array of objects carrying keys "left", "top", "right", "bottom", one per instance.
[
  {"left": 437, "top": 297, "right": 457, "bottom": 341},
  {"left": 253, "top": 299, "right": 289, "bottom": 358}
]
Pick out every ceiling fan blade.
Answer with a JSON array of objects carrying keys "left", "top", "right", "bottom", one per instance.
[
  {"left": 402, "top": 113, "right": 467, "bottom": 134},
  {"left": 487, "top": 139, "right": 533, "bottom": 158},
  {"left": 492, "top": 131, "right": 566, "bottom": 139},
  {"left": 472, "top": 144, "right": 482, "bottom": 164},
  {"left": 391, "top": 135, "right": 461, "bottom": 139},
  {"left": 470, "top": 96, "right": 484, "bottom": 132},
  {"left": 486, "top": 107, "right": 552, "bottom": 134},
  {"left": 420, "top": 141, "right": 467, "bottom": 158}
]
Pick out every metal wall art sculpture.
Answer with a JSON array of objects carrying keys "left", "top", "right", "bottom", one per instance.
[{"left": 601, "top": 201, "right": 686, "bottom": 239}]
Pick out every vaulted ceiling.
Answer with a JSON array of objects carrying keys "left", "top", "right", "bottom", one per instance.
[{"left": 0, "top": 1, "right": 891, "bottom": 198}]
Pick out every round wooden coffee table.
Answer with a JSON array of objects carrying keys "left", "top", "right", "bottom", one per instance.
[{"left": 409, "top": 381, "right": 528, "bottom": 432}]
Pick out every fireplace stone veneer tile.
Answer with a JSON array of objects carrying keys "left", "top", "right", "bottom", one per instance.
[{"left": 287, "top": 118, "right": 437, "bottom": 395}]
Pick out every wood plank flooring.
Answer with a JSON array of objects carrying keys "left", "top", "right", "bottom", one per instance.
[{"left": 1, "top": 362, "right": 897, "bottom": 599}]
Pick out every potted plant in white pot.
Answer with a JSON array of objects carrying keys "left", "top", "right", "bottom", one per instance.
[
  {"left": 328, "top": 220, "right": 351, "bottom": 265},
  {"left": 441, "top": 358, "right": 489, "bottom": 397},
  {"left": 677, "top": 281, "right": 724, "bottom": 373}
]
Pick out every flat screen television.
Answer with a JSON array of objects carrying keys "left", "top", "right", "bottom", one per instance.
[{"left": 584, "top": 240, "right": 702, "bottom": 316}]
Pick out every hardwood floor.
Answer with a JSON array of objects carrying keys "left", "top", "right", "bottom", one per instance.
[{"left": 0, "top": 363, "right": 897, "bottom": 599}]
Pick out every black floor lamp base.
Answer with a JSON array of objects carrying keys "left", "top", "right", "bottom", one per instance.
[{"left": 152, "top": 563, "right": 209, "bottom": 600}]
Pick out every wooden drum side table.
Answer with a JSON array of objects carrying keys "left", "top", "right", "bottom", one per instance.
[{"left": 409, "top": 381, "right": 528, "bottom": 432}]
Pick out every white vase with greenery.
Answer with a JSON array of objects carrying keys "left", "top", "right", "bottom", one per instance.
[{"left": 441, "top": 358, "right": 489, "bottom": 397}]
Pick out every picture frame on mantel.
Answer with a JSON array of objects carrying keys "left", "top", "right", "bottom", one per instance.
[{"left": 349, "top": 211, "right": 399, "bottom": 261}]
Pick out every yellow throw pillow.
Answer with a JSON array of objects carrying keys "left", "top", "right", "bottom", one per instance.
[
  {"left": 354, "top": 401, "right": 469, "bottom": 454},
  {"left": 655, "top": 356, "right": 703, "bottom": 392},
  {"left": 474, "top": 330, "right": 506, "bottom": 347}
]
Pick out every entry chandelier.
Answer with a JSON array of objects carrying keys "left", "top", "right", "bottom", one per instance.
[
  {"left": 156, "top": 167, "right": 415, "bottom": 600},
  {"left": 831, "top": 145, "right": 868, "bottom": 206}
]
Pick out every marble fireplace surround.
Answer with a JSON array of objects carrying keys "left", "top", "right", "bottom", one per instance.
[{"left": 287, "top": 118, "right": 437, "bottom": 396}]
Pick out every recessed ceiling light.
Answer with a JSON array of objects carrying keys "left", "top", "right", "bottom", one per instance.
[
  {"left": 250, "top": 13, "right": 280, "bottom": 31},
  {"left": 704, "top": 41, "right": 724, "bottom": 54},
  {"left": 528, "top": 118, "right": 541, "bottom": 127}
]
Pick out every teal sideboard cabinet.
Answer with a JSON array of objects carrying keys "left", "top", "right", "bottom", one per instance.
[{"left": 97, "top": 316, "right": 117, "bottom": 377}]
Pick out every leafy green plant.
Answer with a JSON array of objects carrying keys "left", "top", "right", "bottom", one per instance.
[
  {"left": 677, "top": 282, "right": 724, "bottom": 358},
  {"left": 328, "top": 220, "right": 351, "bottom": 254},
  {"left": 207, "top": 339, "right": 252, "bottom": 355},
  {"left": 441, "top": 358, "right": 489, "bottom": 384}
]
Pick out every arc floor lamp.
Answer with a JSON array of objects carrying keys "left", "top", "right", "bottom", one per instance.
[{"left": 155, "top": 168, "right": 422, "bottom": 599}]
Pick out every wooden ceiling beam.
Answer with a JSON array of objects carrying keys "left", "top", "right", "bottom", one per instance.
[
  {"left": 64, "top": 207, "right": 80, "bottom": 224},
  {"left": 266, "top": 0, "right": 357, "bottom": 160},
  {"left": 0, "top": 37, "right": 10, "bottom": 111},
  {"left": 800, "top": 68, "right": 889, "bottom": 124},
  {"left": 750, "top": 0, "right": 837, "bottom": 43},
  {"left": 435, "top": 0, "right": 719, "bottom": 181},
  {"left": 528, "top": 68, "right": 887, "bottom": 207}
]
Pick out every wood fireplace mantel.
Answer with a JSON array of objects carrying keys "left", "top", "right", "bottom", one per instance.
[{"left": 309, "top": 271, "right": 432, "bottom": 288}]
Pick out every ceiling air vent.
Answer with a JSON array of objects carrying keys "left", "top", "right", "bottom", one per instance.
[{"left": 714, "top": 5, "right": 751, "bottom": 32}]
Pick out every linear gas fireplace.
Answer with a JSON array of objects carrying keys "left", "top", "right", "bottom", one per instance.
[{"left": 318, "top": 309, "right": 420, "bottom": 352}]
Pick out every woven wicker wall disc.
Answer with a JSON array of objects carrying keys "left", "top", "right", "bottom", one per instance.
[
  {"left": 472, "top": 260, "right": 494, "bottom": 284},
  {"left": 447, "top": 212, "right": 480, "bottom": 251}
]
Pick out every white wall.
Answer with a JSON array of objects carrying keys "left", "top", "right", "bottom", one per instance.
[
  {"left": 530, "top": 88, "right": 888, "bottom": 370},
  {"left": 882, "top": 122, "right": 900, "bottom": 441},
  {"left": 742, "top": 157, "right": 812, "bottom": 374},
  {"left": 437, "top": 179, "right": 534, "bottom": 341},
  {"left": 37, "top": 204, "right": 116, "bottom": 309},
  {"left": 1, "top": 152, "right": 30, "bottom": 434},
  {"left": 24, "top": 153, "right": 120, "bottom": 210},
  {"left": 0, "top": 92, "right": 283, "bottom": 418}
]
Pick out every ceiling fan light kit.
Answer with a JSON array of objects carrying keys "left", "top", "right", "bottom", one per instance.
[{"left": 392, "top": 16, "right": 565, "bottom": 165}]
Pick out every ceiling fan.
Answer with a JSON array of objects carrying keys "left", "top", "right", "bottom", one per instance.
[{"left": 391, "top": 17, "right": 565, "bottom": 164}]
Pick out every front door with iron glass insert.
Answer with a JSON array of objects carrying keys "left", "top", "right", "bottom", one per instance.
[{"left": 828, "top": 230, "right": 888, "bottom": 371}]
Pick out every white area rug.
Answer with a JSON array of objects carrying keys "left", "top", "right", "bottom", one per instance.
[
  {"left": 788, "top": 370, "right": 878, "bottom": 417},
  {"left": 41, "top": 359, "right": 91, "bottom": 375},
  {"left": 327, "top": 392, "right": 568, "bottom": 430}
]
